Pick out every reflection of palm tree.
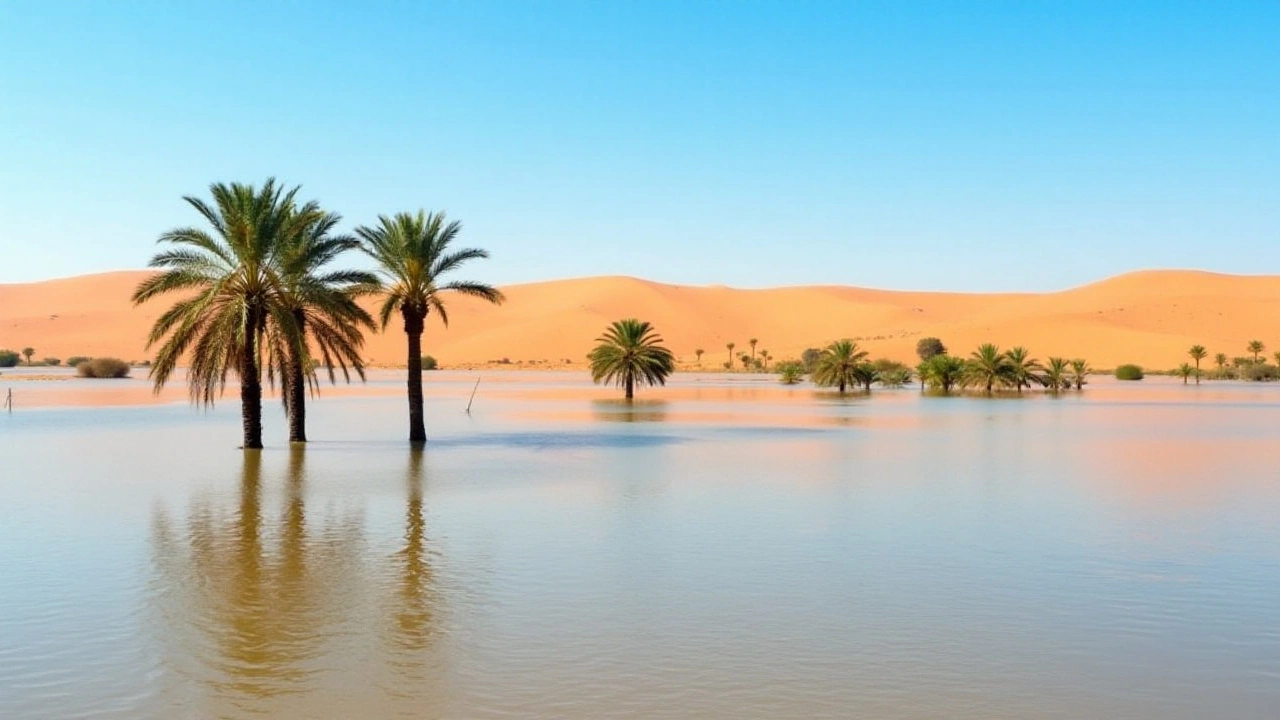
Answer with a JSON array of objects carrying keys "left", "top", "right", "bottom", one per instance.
[{"left": 392, "top": 448, "right": 435, "bottom": 652}]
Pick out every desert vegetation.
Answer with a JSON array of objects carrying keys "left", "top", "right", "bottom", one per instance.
[
  {"left": 1115, "top": 364, "right": 1144, "bottom": 381},
  {"left": 76, "top": 357, "right": 130, "bottom": 378},
  {"left": 588, "top": 319, "right": 675, "bottom": 399}
]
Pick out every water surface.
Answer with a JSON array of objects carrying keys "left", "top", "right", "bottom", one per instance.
[{"left": 2, "top": 372, "right": 1278, "bottom": 718}]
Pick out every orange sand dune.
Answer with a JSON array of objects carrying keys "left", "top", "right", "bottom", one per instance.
[{"left": 2, "top": 269, "right": 1279, "bottom": 371}]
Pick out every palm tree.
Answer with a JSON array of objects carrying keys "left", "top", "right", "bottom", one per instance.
[
  {"left": 749, "top": 338, "right": 758, "bottom": 361},
  {"left": 759, "top": 349, "right": 770, "bottom": 370},
  {"left": 961, "top": 343, "right": 1015, "bottom": 394},
  {"left": 357, "top": 211, "right": 504, "bottom": 444},
  {"left": 1068, "top": 358, "right": 1092, "bottom": 390},
  {"left": 1187, "top": 345, "right": 1207, "bottom": 385},
  {"left": 21, "top": 347, "right": 34, "bottom": 365},
  {"left": 133, "top": 179, "right": 310, "bottom": 449},
  {"left": 739, "top": 352, "right": 753, "bottom": 370},
  {"left": 588, "top": 319, "right": 675, "bottom": 400},
  {"left": 852, "top": 362, "right": 879, "bottom": 392},
  {"left": 272, "top": 210, "right": 377, "bottom": 443},
  {"left": 694, "top": 348, "right": 704, "bottom": 366},
  {"left": 1177, "top": 363, "right": 1195, "bottom": 385},
  {"left": 1214, "top": 352, "right": 1228, "bottom": 376},
  {"left": 726, "top": 342, "right": 735, "bottom": 368},
  {"left": 1248, "top": 340, "right": 1265, "bottom": 364},
  {"left": 1005, "top": 346, "right": 1044, "bottom": 393},
  {"left": 919, "top": 354, "right": 965, "bottom": 393},
  {"left": 1043, "top": 357, "right": 1070, "bottom": 393},
  {"left": 811, "top": 340, "right": 868, "bottom": 394},
  {"left": 777, "top": 361, "right": 804, "bottom": 385}
]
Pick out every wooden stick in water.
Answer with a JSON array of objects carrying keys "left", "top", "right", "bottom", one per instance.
[{"left": 466, "top": 377, "right": 481, "bottom": 413}]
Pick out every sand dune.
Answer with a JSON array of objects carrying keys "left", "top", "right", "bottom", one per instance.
[{"left": 2, "top": 269, "right": 1278, "bottom": 371}]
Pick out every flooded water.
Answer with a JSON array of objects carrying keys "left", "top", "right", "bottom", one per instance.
[{"left": 2, "top": 370, "right": 1279, "bottom": 719}]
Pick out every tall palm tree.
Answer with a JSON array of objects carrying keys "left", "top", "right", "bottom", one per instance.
[
  {"left": 1248, "top": 340, "right": 1265, "bottom": 364},
  {"left": 1043, "top": 357, "right": 1070, "bottom": 393},
  {"left": 749, "top": 338, "right": 758, "bottom": 361},
  {"left": 1186, "top": 345, "right": 1206, "bottom": 385},
  {"left": 357, "top": 211, "right": 504, "bottom": 444},
  {"left": 1177, "top": 363, "right": 1195, "bottom": 385},
  {"left": 811, "top": 340, "right": 868, "bottom": 394},
  {"left": 588, "top": 319, "right": 675, "bottom": 400},
  {"left": 1214, "top": 352, "right": 1228, "bottom": 376},
  {"left": 694, "top": 348, "right": 704, "bottom": 366},
  {"left": 1068, "top": 358, "right": 1092, "bottom": 390},
  {"left": 133, "top": 179, "right": 309, "bottom": 449},
  {"left": 1005, "top": 346, "right": 1044, "bottom": 393},
  {"left": 271, "top": 210, "right": 377, "bottom": 443},
  {"left": 961, "top": 343, "right": 1015, "bottom": 395},
  {"left": 726, "top": 342, "right": 736, "bottom": 368},
  {"left": 759, "top": 349, "right": 770, "bottom": 370},
  {"left": 21, "top": 347, "right": 34, "bottom": 365},
  {"left": 919, "top": 354, "right": 965, "bottom": 393}
]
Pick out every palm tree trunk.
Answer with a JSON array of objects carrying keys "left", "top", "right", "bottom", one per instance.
[
  {"left": 1194, "top": 360, "right": 1200, "bottom": 384},
  {"left": 404, "top": 308, "right": 427, "bottom": 444},
  {"left": 838, "top": 379, "right": 846, "bottom": 394},
  {"left": 241, "top": 308, "right": 264, "bottom": 450},
  {"left": 287, "top": 312, "right": 307, "bottom": 443},
  {"left": 625, "top": 373, "right": 634, "bottom": 401}
]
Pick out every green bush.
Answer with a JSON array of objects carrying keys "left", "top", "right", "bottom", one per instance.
[
  {"left": 77, "top": 357, "right": 131, "bottom": 378},
  {"left": 66, "top": 356, "right": 92, "bottom": 367},
  {"left": 43, "top": 357, "right": 61, "bottom": 366},
  {"left": 1115, "top": 364, "right": 1144, "bottom": 381},
  {"left": 915, "top": 337, "right": 947, "bottom": 361},
  {"left": 0, "top": 350, "right": 18, "bottom": 368},
  {"left": 777, "top": 361, "right": 805, "bottom": 385},
  {"left": 1243, "top": 363, "right": 1279, "bottom": 382},
  {"left": 421, "top": 355, "right": 438, "bottom": 371}
]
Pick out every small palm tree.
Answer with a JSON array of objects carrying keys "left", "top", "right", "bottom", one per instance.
[
  {"left": 1043, "top": 357, "right": 1070, "bottom": 393},
  {"left": 588, "top": 319, "right": 675, "bottom": 400},
  {"left": 777, "top": 361, "right": 804, "bottom": 385},
  {"left": 811, "top": 340, "right": 868, "bottom": 394},
  {"left": 1177, "top": 363, "right": 1195, "bottom": 385},
  {"left": 1069, "top": 358, "right": 1092, "bottom": 390},
  {"left": 852, "top": 362, "right": 878, "bottom": 392},
  {"left": 961, "top": 343, "right": 1015, "bottom": 394},
  {"left": 1214, "top": 353, "right": 1228, "bottom": 376},
  {"left": 919, "top": 354, "right": 965, "bottom": 393},
  {"left": 749, "top": 338, "right": 758, "bottom": 361},
  {"left": 726, "top": 342, "right": 735, "bottom": 368},
  {"left": 1248, "top": 340, "right": 1265, "bottom": 364},
  {"left": 694, "top": 348, "right": 704, "bottom": 366},
  {"left": 21, "top": 347, "right": 34, "bottom": 365},
  {"left": 133, "top": 179, "right": 310, "bottom": 449},
  {"left": 1188, "top": 345, "right": 1207, "bottom": 385},
  {"left": 1005, "top": 346, "right": 1044, "bottom": 393},
  {"left": 272, "top": 209, "right": 376, "bottom": 443},
  {"left": 357, "top": 211, "right": 504, "bottom": 444},
  {"left": 759, "top": 349, "right": 770, "bottom": 370}
]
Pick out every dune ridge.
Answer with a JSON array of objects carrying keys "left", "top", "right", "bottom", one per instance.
[{"left": 2, "top": 269, "right": 1278, "bottom": 370}]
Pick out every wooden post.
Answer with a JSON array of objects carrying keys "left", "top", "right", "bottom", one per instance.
[
  {"left": 465, "top": 377, "right": 481, "bottom": 414},
  {"left": 4, "top": 388, "right": 11, "bottom": 413}
]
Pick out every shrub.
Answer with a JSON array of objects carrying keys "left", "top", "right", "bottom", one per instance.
[
  {"left": 777, "top": 361, "right": 805, "bottom": 385},
  {"left": 1114, "top": 364, "right": 1144, "bottom": 381},
  {"left": 0, "top": 350, "right": 18, "bottom": 368},
  {"left": 916, "top": 337, "right": 947, "bottom": 361},
  {"left": 43, "top": 357, "right": 61, "bottom": 366},
  {"left": 421, "top": 355, "right": 438, "bottom": 371},
  {"left": 1242, "top": 363, "right": 1279, "bottom": 382},
  {"left": 66, "top": 356, "right": 92, "bottom": 367},
  {"left": 77, "top": 357, "right": 131, "bottom": 378},
  {"left": 800, "top": 348, "right": 821, "bottom": 372}
]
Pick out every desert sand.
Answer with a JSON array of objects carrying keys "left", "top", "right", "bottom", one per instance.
[{"left": 3, "top": 269, "right": 1279, "bottom": 371}]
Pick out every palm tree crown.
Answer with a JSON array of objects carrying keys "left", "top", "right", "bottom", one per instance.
[
  {"left": 357, "top": 210, "right": 504, "bottom": 443},
  {"left": 132, "top": 178, "right": 313, "bottom": 449},
  {"left": 811, "top": 340, "right": 869, "bottom": 394},
  {"left": 588, "top": 319, "right": 675, "bottom": 400},
  {"left": 1248, "top": 340, "right": 1265, "bottom": 363}
]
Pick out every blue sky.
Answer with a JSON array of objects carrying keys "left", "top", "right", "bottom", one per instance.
[{"left": 1, "top": 1, "right": 1276, "bottom": 291}]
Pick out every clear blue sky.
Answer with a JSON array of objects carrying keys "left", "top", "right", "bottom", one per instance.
[{"left": 1, "top": 1, "right": 1277, "bottom": 291}]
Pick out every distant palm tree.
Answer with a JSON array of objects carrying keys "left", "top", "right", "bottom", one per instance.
[
  {"left": 588, "top": 319, "right": 675, "bottom": 400},
  {"left": 1177, "top": 363, "right": 1195, "bottom": 385},
  {"left": 1214, "top": 352, "right": 1228, "bottom": 375},
  {"left": 1272, "top": 351, "right": 1280, "bottom": 368},
  {"left": 133, "top": 179, "right": 311, "bottom": 449},
  {"left": 961, "top": 343, "right": 1015, "bottom": 395},
  {"left": 759, "top": 349, "right": 770, "bottom": 370},
  {"left": 21, "top": 347, "right": 33, "bottom": 365},
  {"left": 272, "top": 209, "right": 377, "bottom": 443},
  {"left": 726, "top": 342, "right": 735, "bottom": 368},
  {"left": 1005, "top": 346, "right": 1044, "bottom": 393},
  {"left": 357, "top": 211, "right": 504, "bottom": 444},
  {"left": 1043, "top": 357, "right": 1070, "bottom": 393},
  {"left": 852, "top": 362, "right": 878, "bottom": 392},
  {"left": 739, "top": 352, "right": 754, "bottom": 371},
  {"left": 1248, "top": 340, "right": 1265, "bottom": 364},
  {"left": 1186, "top": 345, "right": 1207, "bottom": 385},
  {"left": 749, "top": 338, "right": 758, "bottom": 361},
  {"left": 811, "top": 340, "right": 868, "bottom": 394},
  {"left": 694, "top": 348, "right": 704, "bottom": 366},
  {"left": 919, "top": 354, "right": 965, "bottom": 393},
  {"left": 1068, "top": 358, "right": 1092, "bottom": 390}
]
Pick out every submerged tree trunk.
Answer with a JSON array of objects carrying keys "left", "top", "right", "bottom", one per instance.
[
  {"left": 625, "top": 373, "right": 634, "bottom": 400},
  {"left": 241, "top": 307, "right": 264, "bottom": 450},
  {"left": 287, "top": 311, "right": 307, "bottom": 443},
  {"left": 404, "top": 308, "right": 427, "bottom": 444},
  {"left": 838, "top": 379, "right": 846, "bottom": 394}
]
